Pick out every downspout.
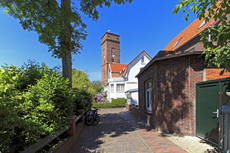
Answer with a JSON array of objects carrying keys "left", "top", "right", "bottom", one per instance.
[{"left": 189, "top": 57, "right": 191, "bottom": 135}]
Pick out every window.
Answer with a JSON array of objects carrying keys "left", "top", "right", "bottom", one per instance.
[
  {"left": 145, "top": 80, "right": 152, "bottom": 111},
  {"left": 112, "top": 59, "right": 114, "bottom": 62},
  {"left": 141, "top": 57, "right": 144, "bottom": 63},
  {"left": 141, "top": 57, "right": 145, "bottom": 65},
  {"left": 117, "top": 84, "right": 124, "bottom": 92},
  {"left": 111, "top": 84, "right": 114, "bottom": 93},
  {"left": 173, "top": 37, "right": 182, "bottom": 48},
  {"left": 198, "top": 20, "right": 206, "bottom": 29}
]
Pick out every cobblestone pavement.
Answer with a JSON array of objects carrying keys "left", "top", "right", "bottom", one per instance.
[{"left": 69, "top": 108, "right": 216, "bottom": 153}]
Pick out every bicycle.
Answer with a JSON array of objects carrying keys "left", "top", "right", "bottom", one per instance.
[{"left": 85, "top": 107, "right": 100, "bottom": 126}]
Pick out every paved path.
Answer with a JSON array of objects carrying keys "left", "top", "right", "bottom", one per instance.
[{"left": 70, "top": 108, "right": 215, "bottom": 153}]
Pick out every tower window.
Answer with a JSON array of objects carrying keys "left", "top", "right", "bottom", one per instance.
[
  {"left": 104, "top": 60, "right": 105, "bottom": 63},
  {"left": 112, "top": 59, "right": 114, "bottom": 62}
]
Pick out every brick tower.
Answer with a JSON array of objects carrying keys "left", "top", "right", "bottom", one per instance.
[{"left": 101, "top": 32, "right": 120, "bottom": 85}]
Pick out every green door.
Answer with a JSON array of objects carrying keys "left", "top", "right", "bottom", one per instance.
[
  {"left": 196, "top": 82, "right": 219, "bottom": 144},
  {"left": 196, "top": 78, "right": 230, "bottom": 144}
]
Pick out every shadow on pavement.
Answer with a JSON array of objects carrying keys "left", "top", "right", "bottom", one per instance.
[{"left": 70, "top": 109, "right": 152, "bottom": 152}]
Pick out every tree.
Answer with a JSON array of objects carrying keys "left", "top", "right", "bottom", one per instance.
[
  {"left": 72, "top": 68, "right": 96, "bottom": 95},
  {"left": 173, "top": 0, "right": 230, "bottom": 75},
  {"left": 91, "top": 80, "right": 104, "bottom": 93},
  {"left": 0, "top": 0, "right": 132, "bottom": 86}
]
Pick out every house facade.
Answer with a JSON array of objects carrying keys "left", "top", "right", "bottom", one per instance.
[
  {"left": 101, "top": 32, "right": 151, "bottom": 102},
  {"left": 106, "top": 64, "right": 127, "bottom": 101},
  {"left": 120, "top": 50, "right": 152, "bottom": 110},
  {"left": 132, "top": 15, "right": 230, "bottom": 136}
]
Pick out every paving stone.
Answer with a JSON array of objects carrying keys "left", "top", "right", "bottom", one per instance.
[{"left": 69, "top": 108, "right": 216, "bottom": 153}]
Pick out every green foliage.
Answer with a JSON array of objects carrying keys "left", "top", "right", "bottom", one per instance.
[
  {"left": 92, "top": 98, "right": 126, "bottom": 108},
  {"left": 0, "top": 65, "right": 23, "bottom": 152},
  {"left": 72, "top": 68, "right": 96, "bottom": 96},
  {"left": 0, "top": 0, "right": 132, "bottom": 58},
  {"left": 173, "top": 0, "right": 230, "bottom": 74},
  {"left": 0, "top": 62, "right": 74, "bottom": 152},
  {"left": 91, "top": 80, "right": 104, "bottom": 93},
  {"left": 73, "top": 88, "right": 93, "bottom": 110}
]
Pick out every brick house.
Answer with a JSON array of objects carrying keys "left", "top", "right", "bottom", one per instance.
[{"left": 133, "top": 15, "right": 230, "bottom": 135}]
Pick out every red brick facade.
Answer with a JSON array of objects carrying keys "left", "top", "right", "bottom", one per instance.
[
  {"left": 206, "top": 68, "right": 230, "bottom": 81},
  {"left": 101, "top": 32, "right": 120, "bottom": 85},
  {"left": 132, "top": 10, "right": 230, "bottom": 136},
  {"left": 136, "top": 54, "right": 230, "bottom": 135}
]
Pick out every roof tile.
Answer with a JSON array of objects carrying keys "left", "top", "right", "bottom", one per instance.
[
  {"left": 164, "top": 15, "right": 216, "bottom": 51},
  {"left": 110, "top": 64, "right": 127, "bottom": 73}
]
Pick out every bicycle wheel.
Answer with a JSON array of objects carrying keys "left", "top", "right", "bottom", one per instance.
[
  {"left": 85, "top": 116, "right": 94, "bottom": 125},
  {"left": 93, "top": 115, "right": 100, "bottom": 126}
]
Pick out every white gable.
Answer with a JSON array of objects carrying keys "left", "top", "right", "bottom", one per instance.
[{"left": 125, "top": 51, "right": 151, "bottom": 82}]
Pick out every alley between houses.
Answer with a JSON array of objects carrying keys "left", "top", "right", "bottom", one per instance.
[{"left": 69, "top": 108, "right": 216, "bottom": 153}]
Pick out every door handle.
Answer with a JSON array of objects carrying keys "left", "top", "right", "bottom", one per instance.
[{"left": 212, "top": 109, "right": 219, "bottom": 118}]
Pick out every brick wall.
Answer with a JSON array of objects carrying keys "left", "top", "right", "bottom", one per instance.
[
  {"left": 101, "top": 32, "right": 120, "bottom": 84},
  {"left": 101, "top": 64, "right": 108, "bottom": 85},
  {"left": 136, "top": 55, "right": 206, "bottom": 135},
  {"left": 175, "top": 35, "right": 205, "bottom": 52},
  {"left": 138, "top": 63, "right": 157, "bottom": 128},
  {"left": 206, "top": 68, "right": 230, "bottom": 81},
  {"left": 112, "top": 72, "right": 120, "bottom": 77},
  {"left": 135, "top": 54, "right": 230, "bottom": 135}
]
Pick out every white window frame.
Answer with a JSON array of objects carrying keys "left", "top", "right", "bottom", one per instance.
[
  {"left": 111, "top": 84, "right": 114, "bottom": 93},
  {"left": 117, "top": 84, "right": 124, "bottom": 92},
  {"left": 141, "top": 56, "right": 145, "bottom": 65},
  {"left": 145, "top": 80, "right": 152, "bottom": 111}
]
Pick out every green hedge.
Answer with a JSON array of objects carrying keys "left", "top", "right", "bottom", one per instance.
[
  {"left": 92, "top": 98, "right": 126, "bottom": 108},
  {"left": 0, "top": 62, "right": 74, "bottom": 152}
]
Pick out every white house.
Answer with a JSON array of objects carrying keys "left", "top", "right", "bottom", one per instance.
[
  {"left": 106, "top": 64, "right": 127, "bottom": 101},
  {"left": 106, "top": 50, "right": 152, "bottom": 107},
  {"left": 120, "top": 50, "right": 152, "bottom": 110}
]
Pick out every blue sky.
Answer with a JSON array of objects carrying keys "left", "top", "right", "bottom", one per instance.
[{"left": 0, "top": 0, "right": 197, "bottom": 81}]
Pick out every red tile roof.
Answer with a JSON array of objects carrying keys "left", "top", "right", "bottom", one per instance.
[
  {"left": 121, "top": 65, "right": 128, "bottom": 77},
  {"left": 164, "top": 14, "right": 216, "bottom": 51},
  {"left": 110, "top": 64, "right": 127, "bottom": 73}
]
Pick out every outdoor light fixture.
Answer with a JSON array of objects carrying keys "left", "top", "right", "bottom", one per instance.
[{"left": 84, "top": 85, "right": 87, "bottom": 90}]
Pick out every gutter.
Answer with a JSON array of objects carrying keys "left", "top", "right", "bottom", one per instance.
[{"left": 135, "top": 51, "right": 204, "bottom": 78}]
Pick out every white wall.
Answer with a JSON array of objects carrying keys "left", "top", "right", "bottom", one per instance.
[
  {"left": 107, "top": 81, "right": 126, "bottom": 102},
  {"left": 131, "top": 91, "right": 138, "bottom": 106},
  {"left": 106, "top": 52, "right": 151, "bottom": 104},
  {"left": 125, "top": 53, "right": 151, "bottom": 92}
]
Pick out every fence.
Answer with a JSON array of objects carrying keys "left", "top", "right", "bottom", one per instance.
[{"left": 20, "top": 110, "right": 86, "bottom": 153}]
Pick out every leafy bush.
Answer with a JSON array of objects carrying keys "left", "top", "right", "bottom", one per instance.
[
  {"left": 0, "top": 62, "right": 74, "bottom": 152},
  {"left": 0, "top": 66, "right": 23, "bottom": 152},
  {"left": 93, "top": 94, "right": 107, "bottom": 103},
  {"left": 72, "top": 68, "right": 96, "bottom": 96},
  {"left": 92, "top": 98, "right": 126, "bottom": 108},
  {"left": 73, "top": 88, "right": 93, "bottom": 111}
]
